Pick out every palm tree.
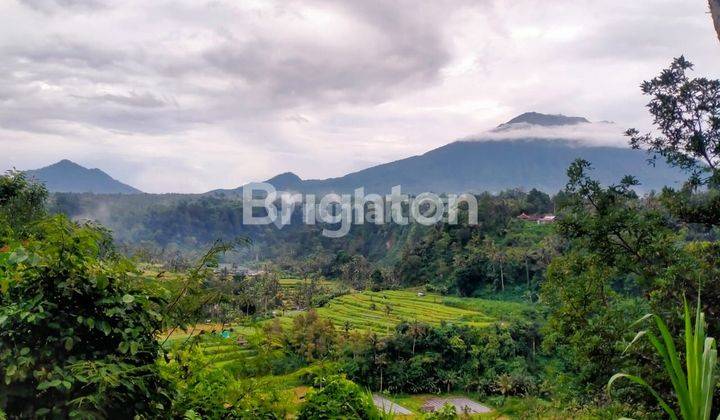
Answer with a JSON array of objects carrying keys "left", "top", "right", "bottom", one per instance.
[
  {"left": 608, "top": 298, "right": 718, "bottom": 420},
  {"left": 408, "top": 321, "right": 425, "bottom": 355},
  {"left": 484, "top": 238, "right": 506, "bottom": 291}
]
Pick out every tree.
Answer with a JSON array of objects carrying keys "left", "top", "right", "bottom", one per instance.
[
  {"left": 287, "top": 309, "right": 337, "bottom": 362},
  {"left": 339, "top": 255, "right": 373, "bottom": 290},
  {"left": 524, "top": 188, "right": 553, "bottom": 214},
  {"left": 0, "top": 216, "right": 172, "bottom": 417},
  {"left": 541, "top": 160, "right": 684, "bottom": 399},
  {"left": 484, "top": 238, "right": 506, "bottom": 291},
  {"left": 627, "top": 57, "right": 720, "bottom": 225},
  {"left": 0, "top": 170, "right": 47, "bottom": 238}
]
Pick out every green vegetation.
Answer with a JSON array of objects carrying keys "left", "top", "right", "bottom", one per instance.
[
  {"left": 609, "top": 299, "right": 718, "bottom": 420},
  {"left": 343, "top": 321, "right": 539, "bottom": 395},
  {"left": 309, "top": 290, "right": 525, "bottom": 333},
  {"left": 0, "top": 177, "right": 171, "bottom": 417},
  {"left": 297, "top": 376, "right": 383, "bottom": 420}
]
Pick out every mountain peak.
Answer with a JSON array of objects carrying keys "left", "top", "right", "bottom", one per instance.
[
  {"left": 52, "top": 159, "right": 84, "bottom": 168},
  {"left": 497, "top": 112, "right": 590, "bottom": 129},
  {"left": 26, "top": 160, "right": 141, "bottom": 194},
  {"left": 265, "top": 172, "right": 303, "bottom": 189}
]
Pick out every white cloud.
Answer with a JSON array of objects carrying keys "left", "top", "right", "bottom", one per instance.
[{"left": 469, "top": 121, "right": 628, "bottom": 147}]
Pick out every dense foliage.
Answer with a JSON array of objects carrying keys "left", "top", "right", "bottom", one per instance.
[
  {"left": 343, "top": 322, "right": 539, "bottom": 396},
  {"left": 297, "top": 376, "right": 381, "bottom": 420},
  {"left": 161, "top": 345, "right": 284, "bottom": 419},
  {"left": 540, "top": 57, "right": 720, "bottom": 416},
  {"left": 0, "top": 176, "right": 172, "bottom": 417}
]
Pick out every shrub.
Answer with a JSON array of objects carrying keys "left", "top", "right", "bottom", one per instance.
[
  {"left": 0, "top": 216, "right": 171, "bottom": 417},
  {"left": 161, "top": 345, "right": 283, "bottom": 418},
  {"left": 423, "top": 403, "right": 457, "bottom": 419},
  {"left": 288, "top": 309, "right": 337, "bottom": 361},
  {"left": 297, "top": 376, "right": 381, "bottom": 420},
  {"left": 608, "top": 299, "right": 718, "bottom": 419}
]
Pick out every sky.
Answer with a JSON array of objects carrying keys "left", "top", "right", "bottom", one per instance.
[{"left": 1, "top": 0, "right": 719, "bottom": 193}]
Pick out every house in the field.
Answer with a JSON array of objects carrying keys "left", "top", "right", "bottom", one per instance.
[{"left": 517, "top": 213, "right": 556, "bottom": 224}]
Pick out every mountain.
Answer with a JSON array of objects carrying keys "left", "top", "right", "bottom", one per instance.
[
  {"left": 26, "top": 160, "right": 142, "bottom": 194},
  {"left": 264, "top": 172, "right": 303, "bottom": 191},
  {"left": 212, "top": 112, "right": 684, "bottom": 196},
  {"left": 495, "top": 112, "right": 590, "bottom": 130}
]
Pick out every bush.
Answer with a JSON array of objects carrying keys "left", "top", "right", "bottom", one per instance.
[
  {"left": 161, "top": 345, "right": 283, "bottom": 418},
  {"left": 287, "top": 309, "right": 337, "bottom": 362},
  {"left": 0, "top": 216, "right": 172, "bottom": 417},
  {"left": 297, "top": 376, "right": 381, "bottom": 420},
  {"left": 423, "top": 403, "right": 457, "bottom": 419}
]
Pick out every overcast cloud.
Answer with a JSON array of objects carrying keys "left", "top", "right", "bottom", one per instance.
[{"left": 1, "top": 0, "right": 719, "bottom": 193}]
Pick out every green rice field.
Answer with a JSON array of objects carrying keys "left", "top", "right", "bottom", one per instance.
[{"left": 279, "top": 289, "right": 530, "bottom": 334}]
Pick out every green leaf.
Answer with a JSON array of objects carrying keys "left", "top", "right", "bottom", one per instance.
[
  {"left": 624, "top": 330, "right": 647, "bottom": 354},
  {"left": 20, "top": 347, "right": 30, "bottom": 356},
  {"left": 119, "top": 342, "right": 129, "bottom": 354},
  {"left": 122, "top": 294, "right": 135, "bottom": 304},
  {"left": 6, "top": 365, "right": 17, "bottom": 377},
  {"left": 130, "top": 341, "right": 139, "bottom": 355},
  {"left": 631, "top": 313, "right": 655, "bottom": 327},
  {"left": 64, "top": 338, "right": 74, "bottom": 351},
  {"left": 608, "top": 373, "right": 677, "bottom": 420}
]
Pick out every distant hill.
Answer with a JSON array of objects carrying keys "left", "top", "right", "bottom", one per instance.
[
  {"left": 26, "top": 160, "right": 141, "bottom": 194},
  {"left": 211, "top": 113, "right": 685, "bottom": 196}
]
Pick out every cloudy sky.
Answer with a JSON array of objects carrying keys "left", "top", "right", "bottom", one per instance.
[{"left": 1, "top": 0, "right": 719, "bottom": 193}]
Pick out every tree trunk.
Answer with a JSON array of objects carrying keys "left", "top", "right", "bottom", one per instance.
[
  {"left": 499, "top": 263, "right": 505, "bottom": 291},
  {"left": 525, "top": 257, "right": 530, "bottom": 289},
  {"left": 711, "top": 0, "right": 720, "bottom": 44}
]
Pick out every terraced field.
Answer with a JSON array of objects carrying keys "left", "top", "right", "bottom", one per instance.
[
  {"left": 200, "top": 339, "right": 258, "bottom": 368},
  {"left": 278, "top": 277, "right": 341, "bottom": 290},
  {"left": 304, "top": 290, "right": 519, "bottom": 333}
]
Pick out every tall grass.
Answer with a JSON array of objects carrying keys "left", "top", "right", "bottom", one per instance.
[{"left": 608, "top": 299, "right": 718, "bottom": 420}]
